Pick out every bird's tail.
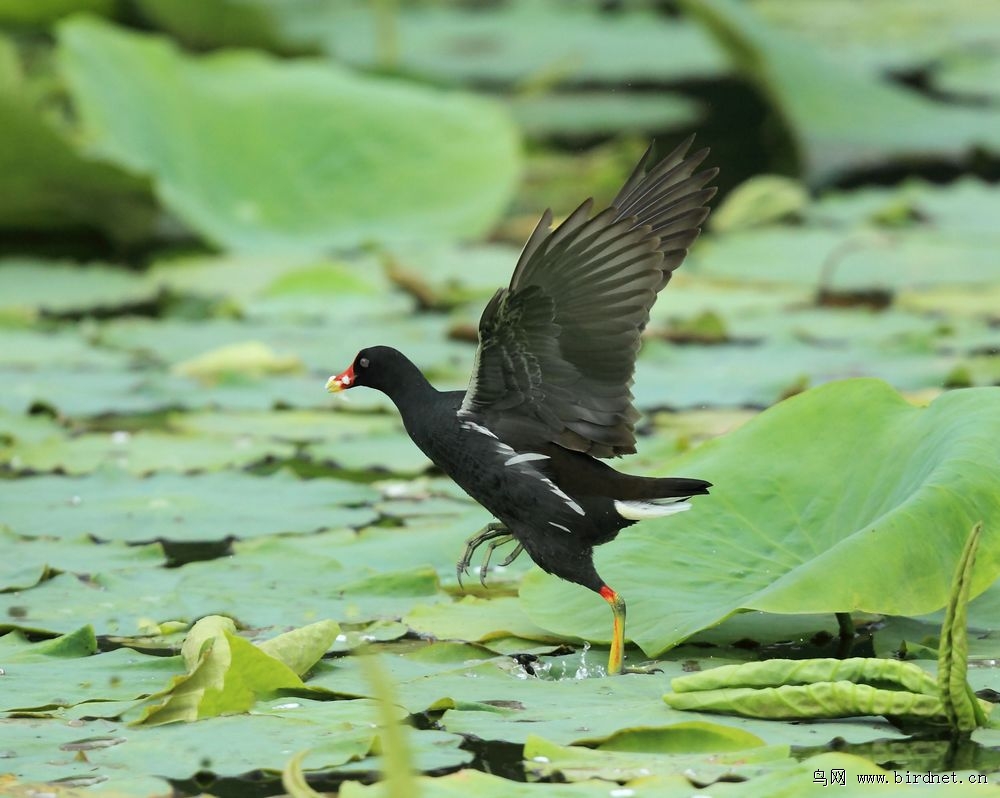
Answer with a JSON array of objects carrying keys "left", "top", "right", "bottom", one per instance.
[
  {"left": 611, "top": 476, "right": 711, "bottom": 521},
  {"left": 615, "top": 475, "right": 711, "bottom": 499}
]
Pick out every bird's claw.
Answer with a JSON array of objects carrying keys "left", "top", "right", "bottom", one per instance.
[{"left": 455, "top": 522, "right": 522, "bottom": 591}]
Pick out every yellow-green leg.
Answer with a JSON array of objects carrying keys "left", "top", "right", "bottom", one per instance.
[
  {"left": 599, "top": 584, "right": 661, "bottom": 675},
  {"left": 599, "top": 585, "right": 627, "bottom": 675}
]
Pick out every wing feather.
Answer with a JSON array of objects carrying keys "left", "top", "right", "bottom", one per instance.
[{"left": 461, "top": 138, "right": 717, "bottom": 456}]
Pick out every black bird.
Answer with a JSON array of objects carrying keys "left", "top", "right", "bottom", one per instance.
[{"left": 328, "top": 137, "right": 716, "bottom": 674}]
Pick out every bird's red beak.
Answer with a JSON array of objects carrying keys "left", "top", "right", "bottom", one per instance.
[{"left": 326, "top": 364, "right": 355, "bottom": 393}]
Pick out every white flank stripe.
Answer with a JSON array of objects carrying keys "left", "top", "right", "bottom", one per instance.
[
  {"left": 548, "top": 521, "right": 572, "bottom": 533},
  {"left": 504, "top": 452, "right": 550, "bottom": 467},
  {"left": 615, "top": 500, "right": 692, "bottom": 521},
  {"left": 541, "top": 477, "right": 585, "bottom": 515},
  {"left": 460, "top": 420, "right": 498, "bottom": 440}
]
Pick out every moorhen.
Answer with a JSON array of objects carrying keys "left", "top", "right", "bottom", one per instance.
[{"left": 328, "top": 137, "right": 716, "bottom": 674}]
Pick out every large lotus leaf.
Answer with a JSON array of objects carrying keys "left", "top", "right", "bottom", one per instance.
[
  {"left": 0, "top": 59, "right": 156, "bottom": 244},
  {"left": 134, "top": 0, "right": 320, "bottom": 55},
  {"left": 680, "top": 0, "right": 1000, "bottom": 185},
  {"left": 55, "top": 17, "right": 520, "bottom": 254},
  {"left": 0, "top": 0, "right": 114, "bottom": 27},
  {"left": 520, "top": 379, "right": 1000, "bottom": 658},
  {"left": 325, "top": 0, "right": 727, "bottom": 85}
]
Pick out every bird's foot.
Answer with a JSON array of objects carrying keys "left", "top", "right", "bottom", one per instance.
[
  {"left": 456, "top": 522, "right": 511, "bottom": 588},
  {"left": 620, "top": 661, "right": 664, "bottom": 676},
  {"left": 477, "top": 539, "right": 523, "bottom": 586}
]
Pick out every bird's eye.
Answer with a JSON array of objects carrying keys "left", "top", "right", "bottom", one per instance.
[{"left": 359, "top": 357, "right": 370, "bottom": 368}]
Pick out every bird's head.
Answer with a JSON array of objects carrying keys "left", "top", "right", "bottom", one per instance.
[{"left": 326, "top": 346, "right": 404, "bottom": 394}]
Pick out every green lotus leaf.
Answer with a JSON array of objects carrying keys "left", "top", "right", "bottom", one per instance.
[
  {"left": 680, "top": 0, "right": 1000, "bottom": 185},
  {"left": 669, "top": 657, "right": 939, "bottom": 697},
  {"left": 663, "top": 682, "right": 946, "bottom": 722},
  {"left": 55, "top": 17, "right": 520, "bottom": 254},
  {"left": 135, "top": 615, "right": 307, "bottom": 725},
  {"left": 521, "top": 380, "right": 1000, "bottom": 658}
]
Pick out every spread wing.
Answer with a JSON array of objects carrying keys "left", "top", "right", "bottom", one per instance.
[{"left": 460, "top": 136, "right": 717, "bottom": 457}]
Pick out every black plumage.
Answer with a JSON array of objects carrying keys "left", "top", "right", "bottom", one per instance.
[{"left": 328, "top": 137, "right": 716, "bottom": 674}]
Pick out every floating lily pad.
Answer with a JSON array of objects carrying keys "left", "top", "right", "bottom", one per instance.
[
  {"left": 0, "top": 328, "right": 129, "bottom": 371},
  {"left": 325, "top": 0, "right": 728, "bottom": 86},
  {"left": 146, "top": 251, "right": 383, "bottom": 304},
  {"left": 524, "top": 733, "right": 788, "bottom": 784},
  {"left": 0, "top": 529, "right": 166, "bottom": 592},
  {"left": 510, "top": 91, "right": 702, "bottom": 138},
  {"left": 5, "top": 701, "right": 393, "bottom": 788},
  {"left": 1, "top": 639, "right": 181, "bottom": 715},
  {"left": 0, "top": 469, "right": 378, "bottom": 543},
  {"left": 0, "top": 259, "right": 157, "bottom": 319},
  {"left": 755, "top": 0, "right": 1000, "bottom": 77},
  {"left": 4, "top": 428, "right": 296, "bottom": 476},
  {"left": 933, "top": 52, "right": 1000, "bottom": 103},
  {"left": 633, "top": 338, "right": 965, "bottom": 410}
]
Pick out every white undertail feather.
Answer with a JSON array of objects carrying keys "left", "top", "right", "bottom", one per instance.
[{"left": 615, "top": 499, "right": 692, "bottom": 521}]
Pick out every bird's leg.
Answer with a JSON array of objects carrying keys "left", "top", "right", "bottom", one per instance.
[
  {"left": 599, "top": 585, "right": 627, "bottom": 675},
  {"left": 456, "top": 522, "right": 509, "bottom": 588},
  {"left": 478, "top": 539, "right": 524, "bottom": 586},
  {"left": 599, "top": 584, "right": 662, "bottom": 675}
]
